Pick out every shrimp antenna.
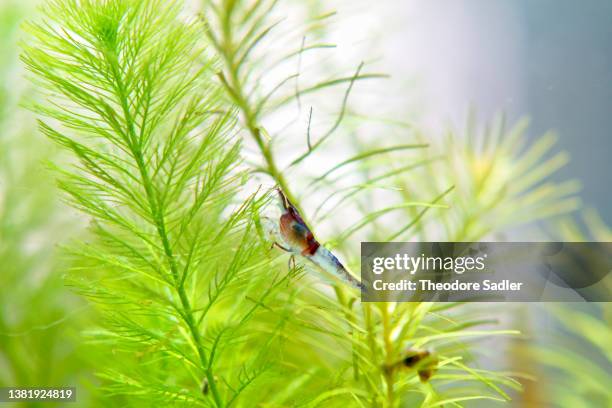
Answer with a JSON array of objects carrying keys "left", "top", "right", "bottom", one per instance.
[{"left": 276, "top": 186, "right": 291, "bottom": 211}]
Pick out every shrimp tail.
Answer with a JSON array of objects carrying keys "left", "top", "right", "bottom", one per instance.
[{"left": 309, "top": 247, "right": 365, "bottom": 291}]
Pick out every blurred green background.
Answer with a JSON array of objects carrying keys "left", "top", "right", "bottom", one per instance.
[{"left": 0, "top": 1, "right": 97, "bottom": 404}]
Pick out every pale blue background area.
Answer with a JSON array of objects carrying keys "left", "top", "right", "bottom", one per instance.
[
  {"left": 385, "top": 0, "right": 611, "bottom": 224},
  {"left": 519, "top": 0, "right": 612, "bottom": 224}
]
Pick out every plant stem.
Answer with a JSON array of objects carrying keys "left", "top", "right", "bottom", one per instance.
[
  {"left": 216, "top": 69, "right": 304, "bottom": 216},
  {"left": 108, "top": 54, "right": 224, "bottom": 407},
  {"left": 363, "top": 304, "right": 381, "bottom": 406},
  {"left": 335, "top": 286, "right": 360, "bottom": 380},
  {"left": 210, "top": 6, "right": 367, "bottom": 402},
  {"left": 137, "top": 117, "right": 225, "bottom": 408},
  {"left": 381, "top": 303, "right": 395, "bottom": 407},
  {"left": 210, "top": 7, "right": 306, "bottom": 218}
]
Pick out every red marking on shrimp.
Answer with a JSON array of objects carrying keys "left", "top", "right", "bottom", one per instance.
[{"left": 301, "top": 240, "right": 320, "bottom": 256}]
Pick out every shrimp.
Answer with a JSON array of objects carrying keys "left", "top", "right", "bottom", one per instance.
[{"left": 270, "top": 187, "right": 365, "bottom": 291}]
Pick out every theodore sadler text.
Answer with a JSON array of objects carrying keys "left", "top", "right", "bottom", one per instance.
[{"left": 369, "top": 253, "right": 524, "bottom": 293}]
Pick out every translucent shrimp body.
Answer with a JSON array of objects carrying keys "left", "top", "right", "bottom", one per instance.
[{"left": 272, "top": 188, "right": 364, "bottom": 291}]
